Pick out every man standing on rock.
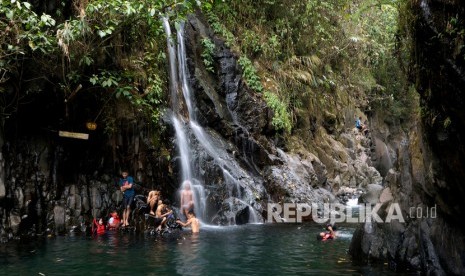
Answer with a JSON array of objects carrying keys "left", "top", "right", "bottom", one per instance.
[{"left": 119, "top": 170, "right": 134, "bottom": 227}]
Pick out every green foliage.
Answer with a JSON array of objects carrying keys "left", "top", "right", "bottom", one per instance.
[
  {"left": 354, "top": 3, "right": 399, "bottom": 66},
  {"left": 0, "top": 0, "right": 196, "bottom": 136},
  {"left": 204, "top": 0, "right": 418, "bottom": 133},
  {"left": 61, "top": 1, "right": 197, "bottom": 120},
  {"left": 364, "top": 0, "right": 420, "bottom": 124},
  {"left": 201, "top": 38, "right": 215, "bottom": 73},
  {"left": 90, "top": 71, "right": 119, "bottom": 88},
  {"left": 204, "top": 0, "right": 355, "bottom": 132},
  {"left": 238, "top": 56, "right": 263, "bottom": 92},
  {"left": 0, "top": 0, "right": 59, "bottom": 120},
  {"left": 263, "top": 91, "right": 292, "bottom": 134},
  {"left": 5, "top": 2, "right": 56, "bottom": 44},
  {"left": 0, "top": 0, "right": 417, "bottom": 141},
  {"left": 0, "top": 0, "right": 57, "bottom": 65},
  {"left": 205, "top": 11, "right": 236, "bottom": 48},
  {"left": 263, "top": 34, "right": 281, "bottom": 60},
  {"left": 242, "top": 29, "right": 262, "bottom": 56}
]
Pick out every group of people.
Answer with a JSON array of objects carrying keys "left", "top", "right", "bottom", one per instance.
[
  {"left": 145, "top": 180, "right": 199, "bottom": 233},
  {"left": 96, "top": 171, "right": 337, "bottom": 239},
  {"left": 92, "top": 171, "right": 199, "bottom": 235},
  {"left": 92, "top": 211, "right": 121, "bottom": 235}
]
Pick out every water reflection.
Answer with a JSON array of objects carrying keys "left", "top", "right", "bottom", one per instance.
[{"left": 175, "top": 233, "right": 205, "bottom": 275}]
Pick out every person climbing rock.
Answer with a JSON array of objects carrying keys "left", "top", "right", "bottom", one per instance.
[{"left": 355, "top": 116, "right": 368, "bottom": 135}]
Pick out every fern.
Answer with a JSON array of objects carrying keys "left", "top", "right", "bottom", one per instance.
[
  {"left": 264, "top": 91, "right": 292, "bottom": 134},
  {"left": 238, "top": 56, "right": 263, "bottom": 92},
  {"left": 201, "top": 38, "right": 215, "bottom": 73}
]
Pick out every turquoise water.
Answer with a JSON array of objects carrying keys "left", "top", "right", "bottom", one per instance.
[{"left": 0, "top": 223, "right": 413, "bottom": 275}]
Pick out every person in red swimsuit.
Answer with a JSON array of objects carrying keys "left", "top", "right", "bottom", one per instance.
[
  {"left": 319, "top": 224, "right": 336, "bottom": 241},
  {"left": 93, "top": 218, "right": 106, "bottom": 235}
]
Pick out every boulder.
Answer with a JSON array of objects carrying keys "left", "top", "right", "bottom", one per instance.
[
  {"left": 379, "top": 187, "right": 393, "bottom": 203},
  {"left": 359, "top": 184, "right": 383, "bottom": 204}
]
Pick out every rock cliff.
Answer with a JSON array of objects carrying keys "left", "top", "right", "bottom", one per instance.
[{"left": 350, "top": 1, "right": 465, "bottom": 274}]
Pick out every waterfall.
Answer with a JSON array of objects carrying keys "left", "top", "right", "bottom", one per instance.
[
  {"left": 162, "top": 17, "right": 179, "bottom": 112},
  {"left": 177, "top": 23, "right": 195, "bottom": 121},
  {"left": 163, "top": 18, "right": 206, "bottom": 222},
  {"left": 163, "top": 19, "right": 261, "bottom": 224},
  {"left": 172, "top": 116, "right": 192, "bottom": 182}
]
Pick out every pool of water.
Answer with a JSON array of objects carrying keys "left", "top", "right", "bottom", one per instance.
[{"left": 0, "top": 223, "right": 414, "bottom": 275}]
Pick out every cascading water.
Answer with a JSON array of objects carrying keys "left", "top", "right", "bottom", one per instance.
[
  {"left": 163, "top": 19, "right": 261, "bottom": 224},
  {"left": 172, "top": 117, "right": 191, "bottom": 181},
  {"left": 162, "top": 17, "right": 179, "bottom": 112},
  {"left": 163, "top": 18, "right": 207, "bottom": 222}
]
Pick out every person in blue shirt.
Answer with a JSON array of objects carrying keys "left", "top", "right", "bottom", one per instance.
[
  {"left": 119, "top": 170, "right": 134, "bottom": 227},
  {"left": 355, "top": 116, "right": 367, "bottom": 134}
]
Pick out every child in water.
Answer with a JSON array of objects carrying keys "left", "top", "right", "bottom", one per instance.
[
  {"left": 93, "top": 218, "right": 106, "bottom": 235},
  {"left": 318, "top": 224, "right": 336, "bottom": 241},
  {"left": 107, "top": 211, "right": 121, "bottom": 230},
  {"left": 176, "top": 210, "right": 200, "bottom": 233}
]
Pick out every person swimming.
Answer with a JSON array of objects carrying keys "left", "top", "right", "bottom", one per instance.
[
  {"left": 318, "top": 224, "right": 336, "bottom": 241},
  {"left": 176, "top": 210, "right": 200, "bottom": 233}
]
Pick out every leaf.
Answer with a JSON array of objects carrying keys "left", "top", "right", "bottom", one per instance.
[
  {"left": 90, "top": 75, "right": 98, "bottom": 85},
  {"left": 28, "top": 40, "right": 36, "bottom": 50},
  {"left": 41, "top": 14, "right": 55, "bottom": 26},
  {"left": 6, "top": 10, "right": 14, "bottom": 19}
]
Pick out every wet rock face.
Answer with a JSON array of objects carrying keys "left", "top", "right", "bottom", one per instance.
[
  {"left": 185, "top": 14, "right": 272, "bottom": 137},
  {"left": 0, "top": 119, "right": 163, "bottom": 240},
  {"left": 414, "top": 0, "right": 465, "bottom": 223},
  {"left": 181, "top": 14, "right": 385, "bottom": 224}
]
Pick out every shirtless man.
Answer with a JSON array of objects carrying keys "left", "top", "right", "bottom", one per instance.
[
  {"left": 147, "top": 190, "right": 160, "bottom": 215},
  {"left": 180, "top": 180, "right": 194, "bottom": 218},
  {"left": 176, "top": 210, "right": 200, "bottom": 233},
  {"left": 155, "top": 198, "right": 173, "bottom": 231}
]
